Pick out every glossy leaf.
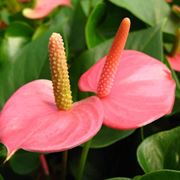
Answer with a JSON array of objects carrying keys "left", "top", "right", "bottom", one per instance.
[
  {"left": 137, "top": 126, "right": 180, "bottom": 173},
  {"left": 70, "top": 39, "right": 112, "bottom": 101},
  {"left": 109, "top": 0, "right": 169, "bottom": 25},
  {"left": 126, "top": 26, "right": 163, "bottom": 60},
  {"left": 137, "top": 170, "right": 180, "bottom": 180},
  {"left": 85, "top": 2, "right": 130, "bottom": 48},
  {"left": 10, "top": 150, "right": 40, "bottom": 175},
  {"left": 85, "top": 3, "right": 106, "bottom": 48},
  {"left": 109, "top": 0, "right": 178, "bottom": 34},
  {"left": 106, "top": 170, "right": 180, "bottom": 180},
  {"left": 68, "top": 1, "right": 87, "bottom": 53},
  {"left": 91, "top": 126, "right": 134, "bottom": 148},
  {"left": 106, "top": 178, "right": 132, "bottom": 180}
]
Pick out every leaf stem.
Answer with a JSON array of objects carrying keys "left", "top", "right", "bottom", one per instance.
[
  {"left": 61, "top": 150, "right": 68, "bottom": 180},
  {"left": 77, "top": 140, "right": 92, "bottom": 180},
  {"left": 140, "top": 127, "right": 144, "bottom": 141}
]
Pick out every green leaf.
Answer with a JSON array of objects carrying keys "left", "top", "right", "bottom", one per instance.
[
  {"left": 91, "top": 126, "right": 134, "bottom": 148},
  {"left": 126, "top": 26, "right": 163, "bottom": 60},
  {"left": 5, "top": 22, "right": 33, "bottom": 37},
  {"left": 164, "top": 13, "right": 180, "bottom": 35},
  {"left": 85, "top": 2, "right": 129, "bottom": 48},
  {"left": 106, "top": 170, "right": 180, "bottom": 180},
  {"left": 70, "top": 39, "right": 112, "bottom": 101},
  {"left": 109, "top": 0, "right": 169, "bottom": 26},
  {"left": 0, "top": 174, "right": 4, "bottom": 180},
  {"left": 106, "top": 178, "right": 132, "bottom": 180},
  {"left": 85, "top": 3, "right": 106, "bottom": 48},
  {"left": 0, "top": 144, "right": 7, "bottom": 158},
  {"left": 0, "top": 8, "right": 72, "bottom": 108},
  {"left": 136, "top": 170, "right": 180, "bottom": 180},
  {"left": 0, "top": 21, "right": 32, "bottom": 63},
  {"left": 10, "top": 150, "right": 40, "bottom": 175},
  {"left": 137, "top": 126, "right": 180, "bottom": 173},
  {"left": 68, "top": 2, "right": 87, "bottom": 53},
  {"left": 109, "top": 0, "right": 179, "bottom": 34}
]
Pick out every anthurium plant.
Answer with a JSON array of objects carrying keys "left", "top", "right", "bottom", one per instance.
[{"left": 0, "top": 0, "right": 180, "bottom": 180}]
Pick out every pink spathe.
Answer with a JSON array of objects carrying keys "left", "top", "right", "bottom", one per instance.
[
  {"left": 0, "top": 80, "right": 103, "bottom": 158},
  {"left": 167, "top": 54, "right": 180, "bottom": 71},
  {"left": 79, "top": 50, "right": 176, "bottom": 129},
  {"left": 23, "top": 0, "right": 71, "bottom": 19}
]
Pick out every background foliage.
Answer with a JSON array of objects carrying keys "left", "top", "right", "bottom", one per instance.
[{"left": 0, "top": 0, "right": 180, "bottom": 179}]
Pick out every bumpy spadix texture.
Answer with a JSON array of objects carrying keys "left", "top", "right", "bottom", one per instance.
[
  {"left": 0, "top": 33, "right": 104, "bottom": 159},
  {"left": 23, "top": 0, "right": 71, "bottom": 19},
  {"left": 97, "top": 18, "right": 130, "bottom": 97},
  {"left": 49, "top": 33, "right": 72, "bottom": 110},
  {"left": 79, "top": 18, "right": 175, "bottom": 129}
]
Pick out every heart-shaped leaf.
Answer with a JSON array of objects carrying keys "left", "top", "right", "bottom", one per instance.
[
  {"left": 105, "top": 178, "right": 132, "bottom": 180},
  {"left": 10, "top": 150, "right": 40, "bottom": 175},
  {"left": 109, "top": 0, "right": 179, "bottom": 34},
  {"left": 139, "top": 170, "right": 180, "bottom": 180},
  {"left": 106, "top": 170, "right": 180, "bottom": 180},
  {"left": 91, "top": 126, "right": 134, "bottom": 148},
  {"left": 137, "top": 126, "right": 180, "bottom": 173}
]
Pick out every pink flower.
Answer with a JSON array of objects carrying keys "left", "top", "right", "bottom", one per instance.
[
  {"left": 23, "top": 0, "right": 71, "bottom": 19},
  {"left": 0, "top": 18, "right": 176, "bottom": 161},
  {"left": 167, "top": 53, "right": 180, "bottom": 71},
  {"left": 167, "top": 28, "right": 180, "bottom": 71},
  {"left": 0, "top": 33, "right": 104, "bottom": 160},
  {"left": 79, "top": 18, "right": 176, "bottom": 129}
]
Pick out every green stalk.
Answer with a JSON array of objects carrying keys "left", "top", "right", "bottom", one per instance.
[
  {"left": 77, "top": 140, "right": 92, "bottom": 180},
  {"left": 140, "top": 127, "right": 144, "bottom": 141},
  {"left": 61, "top": 151, "right": 68, "bottom": 180}
]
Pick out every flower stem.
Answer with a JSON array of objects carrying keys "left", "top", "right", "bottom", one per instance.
[
  {"left": 140, "top": 127, "right": 144, "bottom": 141},
  {"left": 77, "top": 140, "right": 92, "bottom": 180},
  {"left": 61, "top": 151, "right": 68, "bottom": 180},
  {"left": 39, "top": 154, "right": 50, "bottom": 176}
]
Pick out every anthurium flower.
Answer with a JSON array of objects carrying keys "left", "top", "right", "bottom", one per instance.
[
  {"left": 167, "top": 29, "right": 180, "bottom": 71},
  {"left": 23, "top": 0, "right": 71, "bottom": 19},
  {"left": 79, "top": 18, "right": 176, "bottom": 129},
  {"left": 167, "top": 53, "right": 180, "bottom": 71},
  {"left": 0, "top": 33, "right": 104, "bottom": 160}
]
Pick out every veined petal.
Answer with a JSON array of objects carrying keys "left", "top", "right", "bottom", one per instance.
[
  {"left": 167, "top": 54, "right": 180, "bottom": 71},
  {"left": 79, "top": 50, "right": 175, "bottom": 129},
  {"left": 0, "top": 80, "right": 103, "bottom": 158},
  {"left": 23, "top": 0, "right": 71, "bottom": 19}
]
